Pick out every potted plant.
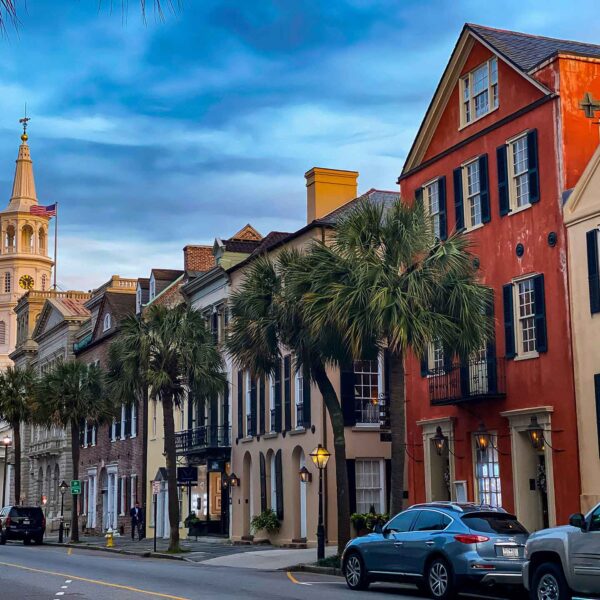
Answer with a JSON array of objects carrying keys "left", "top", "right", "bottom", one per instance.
[
  {"left": 184, "top": 511, "right": 206, "bottom": 538},
  {"left": 250, "top": 509, "right": 280, "bottom": 536}
]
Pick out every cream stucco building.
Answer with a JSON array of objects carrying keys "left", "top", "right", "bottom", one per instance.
[{"left": 564, "top": 144, "right": 600, "bottom": 512}]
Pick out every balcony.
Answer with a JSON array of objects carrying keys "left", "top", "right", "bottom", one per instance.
[
  {"left": 428, "top": 357, "right": 506, "bottom": 406},
  {"left": 175, "top": 425, "right": 231, "bottom": 455}
]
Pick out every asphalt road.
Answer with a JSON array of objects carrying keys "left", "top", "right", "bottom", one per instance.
[{"left": 0, "top": 542, "right": 514, "bottom": 600}]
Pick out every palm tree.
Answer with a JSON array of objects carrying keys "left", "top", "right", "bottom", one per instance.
[
  {"left": 226, "top": 250, "right": 354, "bottom": 555},
  {"left": 0, "top": 366, "right": 37, "bottom": 505},
  {"left": 36, "top": 361, "right": 110, "bottom": 542},
  {"left": 300, "top": 199, "right": 492, "bottom": 514},
  {"left": 108, "top": 304, "right": 225, "bottom": 552}
]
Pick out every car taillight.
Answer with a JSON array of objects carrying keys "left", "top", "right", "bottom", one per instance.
[{"left": 454, "top": 534, "right": 490, "bottom": 544}]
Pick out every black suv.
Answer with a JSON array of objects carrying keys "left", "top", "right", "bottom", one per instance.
[{"left": 0, "top": 506, "right": 45, "bottom": 544}]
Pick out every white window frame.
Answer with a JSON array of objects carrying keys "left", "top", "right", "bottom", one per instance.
[
  {"left": 103, "top": 313, "right": 112, "bottom": 332},
  {"left": 294, "top": 368, "right": 304, "bottom": 430},
  {"left": 506, "top": 132, "right": 531, "bottom": 213},
  {"left": 83, "top": 422, "right": 88, "bottom": 448},
  {"left": 473, "top": 431, "right": 502, "bottom": 507},
  {"left": 353, "top": 357, "right": 382, "bottom": 427},
  {"left": 111, "top": 418, "right": 117, "bottom": 442},
  {"left": 120, "top": 404, "right": 127, "bottom": 440},
  {"left": 269, "top": 375, "right": 276, "bottom": 432},
  {"left": 460, "top": 57, "right": 498, "bottom": 128},
  {"left": 461, "top": 157, "right": 484, "bottom": 230},
  {"left": 355, "top": 458, "right": 385, "bottom": 514},
  {"left": 512, "top": 274, "right": 539, "bottom": 361},
  {"left": 91, "top": 424, "right": 96, "bottom": 446},
  {"left": 120, "top": 476, "right": 127, "bottom": 516},
  {"left": 422, "top": 177, "right": 441, "bottom": 239},
  {"left": 130, "top": 402, "right": 137, "bottom": 438},
  {"left": 427, "top": 340, "right": 445, "bottom": 375}
]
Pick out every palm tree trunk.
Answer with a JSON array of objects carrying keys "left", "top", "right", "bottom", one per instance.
[
  {"left": 388, "top": 351, "right": 406, "bottom": 516},
  {"left": 70, "top": 422, "right": 80, "bottom": 542},
  {"left": 312, "top": 362, "right": 350, "bottom": 556},
  {"left": 162, "top": 395, "right": 180, "bottom": 552},
  {"left": 11, "top": 420, "right": 20, "bottom": 505}
]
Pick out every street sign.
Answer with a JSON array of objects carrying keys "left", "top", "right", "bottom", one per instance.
[
  {"left": 70, "top": 480, "right": 81, "bottom": 495},
  {"left": 152, "top": 480, "right": 161, "bottom": 495},
  {"left": 177, "top": 466, "right": 198, "bottom": 484}
]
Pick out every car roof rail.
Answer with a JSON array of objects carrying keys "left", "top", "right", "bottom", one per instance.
[{"left": 409, "top": 502, "right": 466, "bottom": 512}]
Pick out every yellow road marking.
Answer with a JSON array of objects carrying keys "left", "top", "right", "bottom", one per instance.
[
  {"left": 67, "top": 548, "right": 72, "bottom": 556},
  {"left": 0, "top": 561, "right": 190, "bottom": 599},
  {"left": 287, "top": 571, "right": 311, "bottom": 586}
]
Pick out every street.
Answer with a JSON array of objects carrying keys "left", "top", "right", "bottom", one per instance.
[{"left": 0, "top": 542, "right": 516, "bottom": 600}]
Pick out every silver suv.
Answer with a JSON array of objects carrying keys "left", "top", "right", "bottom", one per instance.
[{"left": 523, "top": 502, "right": 600, "bottom": 599}]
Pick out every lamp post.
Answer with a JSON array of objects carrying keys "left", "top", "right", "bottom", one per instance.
[
  {"left": 310, "top": 444, "right": 330, "bottom": 560},
  {"left": 58, "top": 480, "right": 68, "bottom": 543},
  {"left": 2, "top": 435, "right": 12, "bottom": 508}
]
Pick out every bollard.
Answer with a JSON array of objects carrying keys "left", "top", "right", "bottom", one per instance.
[{"left": 105, "top": 528, "right": 114, "bottom": 548}]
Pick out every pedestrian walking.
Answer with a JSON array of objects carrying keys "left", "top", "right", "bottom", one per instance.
[{"left": 130, "top": 502, "right": 144, "bottom": 540}]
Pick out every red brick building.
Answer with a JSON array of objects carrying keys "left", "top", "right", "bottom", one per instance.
[{"left": 399, "top": 24, "right": 600, "bottom": 531}]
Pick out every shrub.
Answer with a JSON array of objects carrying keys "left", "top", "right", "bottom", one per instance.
[
  {"left": 250, "top": 509, "right": 280, "bottom": 535},
  {"left": 184, "top": 512, "right": 201, "bottom": 527},
  {"left": 351, "top": 512, "right": 389, "bottom": 535}
]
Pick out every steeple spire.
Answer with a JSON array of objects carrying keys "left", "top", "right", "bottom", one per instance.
[{"left": 7, "top": 114, "right": 38, "bottom": 212}]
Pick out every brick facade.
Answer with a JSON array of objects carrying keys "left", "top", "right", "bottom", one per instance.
[{"left": 183, "top": 245, "right": 214, "bottom": 272}]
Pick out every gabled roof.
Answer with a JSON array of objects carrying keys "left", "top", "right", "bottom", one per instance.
[
  {"left": 33, "top": 295, "right": 91, "bottom": 340},
  {"left": 137, "top": 278, "right": 149, "bottom": 289},
  {"left": 90, "top": 291, "right": 136, "bottom": 344},
  {"left": 151, "top": 269, "right": 183, "bottom": 282},
  {"left": 221, "top": 239, "right": 262, "bottom": 253}
]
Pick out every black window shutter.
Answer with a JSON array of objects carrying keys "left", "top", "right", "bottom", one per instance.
[
  {"left": 438, "top": 176, "right": 448, "bottom": 240},
  {"left": 250, "top": 377, "right": 257, "bottom": 436},
  {"left": 259, "top": 377, "right": 266, "bottom": 435},
  {"left": 420, "top": 355, "right": 429, "bottom": 377},
  {"left": 503, "top": 284, "right": 516, "bottom": 359},
  {"left": 497, "top": 145, "right": 510, "bottom": 216},
  {"left": 223, "top": 380, "right": 230, "bottom": 427},
  {"left": 479, "top": 154, "right": 491, "bottom": 223},
  {"left": 453, "top": 167, "right": 465, "bottom": 231},
  {"left": 533, "top": 274, "right": 548, "bottom": 352},
  {"left": 485, "top": 294, "right": 498, "bottom": 393},
  {"left": 259, "top": 452, "right": 267, "bottom": 513},
  {"left": 79, "top": 419, "right": 85, "bottom": 447},
  {"left": 347, "top": 460, "right": 356, "bottom": 515},
  {"left": 274, "top": 359, "right": 282, "bottom": 432},
  {"left": 595, "top": 374, "right": 600, "bottom": 458},
  {"left": 340, "top": 362, "right": 356, "bottom": 426},
  {"left": 237, "top": 370, "right": 243, "bottom": 440},
  {"left": 415, "top": 186, "right": 423, "bottom": 206},
  {"left": 210, "top": 394, "right": 219, "bottom": 431},
  {"left": 109, "top": 420, "right": 113, "bottom": 442},
  {"left": 275, "top": 449, "right": 284, "bottom": 520},
  {"left": 284, "top": 356, "right": 292, "bottom": 431},
  {"left": 527, "top": 129, "right": 540, "bottom": 204},
  {"left": 586, "top": 230, "right": 600, "bottom": 314},
  {"left": 302, "top": 367, "right": 311, "bottom": 428}
]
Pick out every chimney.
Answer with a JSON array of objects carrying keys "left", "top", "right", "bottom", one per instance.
[
  {"left": 305, "top": 167, "right": 358, "bottom": 223},
  {"left": 183, "top": 245, "right": 214, "bottom": 272}
]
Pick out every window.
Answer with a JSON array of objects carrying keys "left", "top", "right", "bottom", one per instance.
[
  {"left": 517, "top": 278, "right": 536, "bottom": 354},
  {"left": 269, "top": 375, "right": 276, "bottom": 432},
  {"left": 21, "top": 225, "right": 34, "bottom": 253},
  {"left": 387, "top": 510, "right": 418, "bottom": 533},
  {"left": 121, "top": 404, "right": 127, "bottom": 440},
  {"left": 462, "top": 513, "right": 527, "bottom": 535},
  {"left": 413, "top": 510, "right": 452, "bottom": 531},
  {"left": 295, "top": 368, "right": 304, "bottom": 429},
  {"left": 38, "top": 228, "right": 46, "bottom": 253},
  {"left": 428, "top": 340, "right": 445, "bottom": 373},
  {"left": 353, "top": 359, "right": 381, "bottom": 425},
  {"left": 245, "top": 371, "right": 251, "bottom": 436},
  {"left": 5, "top": 225, "right": 15, "bottom": 252},
  {"left": 111, "top": 418, "right": 117, "bottom": 442},
  {"left": 465, "top": 160, "right": 482, "bottom": 227},
  {"left": 103, "top": 313, "right": 112, "bottom": 332},
  {"left": 424, "top": 179, "right": 441, "bottom": 238},
  {"left": 149, "top": 275, "right": 156, "bottom": 300},
  {"left": 355, "top": 459, "right": 384, "bottom": 514},
  {"left": 460, "top": 57, "right": 498, "bottom": 126},
  {"left": 0, "top": 321, "right": 5, "bottom": 345},
  {"left": 4, "top": 272, "right": 10, "bottom": 293},
  {"left": 474, "top": 432, "right": 502, "bottom": 507},
  {"left": 130, "top": 402, "right": 137, "bottom": 438},
  {"left": 586, "top": 229, "right": 600, "bottom": 314},
  {"left": 510, "top": 135, "right": 529, "bottom": 208},
  {"left": 41, "top": 274, "right": 47, "bottom": 291}
]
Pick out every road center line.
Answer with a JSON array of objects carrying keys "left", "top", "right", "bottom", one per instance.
[{"left": 0, "top": 561, "right": 190, "bottom": 600}]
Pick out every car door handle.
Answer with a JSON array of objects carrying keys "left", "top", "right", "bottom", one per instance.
[
  {"left": 425, "top": 541, "right": 435, "bottom": 546},
  {"left": 394, "top": 541, "right": 404, "bottom": 546}
]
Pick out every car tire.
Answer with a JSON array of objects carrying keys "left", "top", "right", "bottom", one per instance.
[
  {"left": 426, "top": 557, "right": 455, "bottom": 600},
  {"left": 34, "top": 536, "right": 43, "bottom": 545},
  {"left": 0, "top": 534, "right": 6, "bottom": 545},
  {"left": 23, "top": 537, "right": 31, "bottom": 545},
  {"left": 344, "top": 551, "right": 370, "bottom": 591},
  {"left": 531, "top": 562, "right": 571, "bottom": 600}
]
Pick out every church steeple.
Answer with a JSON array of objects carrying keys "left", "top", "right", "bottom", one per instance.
[{"left": 7, "top": 131, "right": 38, "bottom": 213}]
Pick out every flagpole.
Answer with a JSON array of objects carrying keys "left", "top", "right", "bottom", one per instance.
[{"left": 53, "top": 202, "right": 58, "bottom": 290}]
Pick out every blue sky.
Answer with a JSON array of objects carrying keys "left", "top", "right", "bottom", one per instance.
[{"left": 1, "top": 0, "right": 599, "bottom": 289}]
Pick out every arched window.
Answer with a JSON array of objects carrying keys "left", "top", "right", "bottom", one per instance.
[
  {"left": 0, "top": 321, "right": 6, "bottom": 345},
  {"left": 103, "top": 313, "right": 112, "bottom": 332},
  {"left": 4, "top": 272, "right": 10, "bottom": 293},
  {"left": 5, "top": 225, "right": 15, "bottom": 253},
  {"left": 38, "top": 228, "right": 46, "bottom": 254},
  {"left": 41, "top": 274, "right": 47, "bottom": 291},
  {"left": 21, "top": 225, "right": 34, "bottom": 253}
]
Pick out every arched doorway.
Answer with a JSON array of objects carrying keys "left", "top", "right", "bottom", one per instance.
[
  {"left": 292, "top": 446, "right": 307, "bottom": 540},
  {"left": 242, "top": 452, "right": 252, "bottom": 537}
]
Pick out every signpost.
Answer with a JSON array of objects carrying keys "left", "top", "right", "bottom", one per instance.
[
  {"left": 152, "top": 481, "right": 160, "bottom": 553},
  {"left": 70, "top": 480, "right": 81, "bottom": 495}
]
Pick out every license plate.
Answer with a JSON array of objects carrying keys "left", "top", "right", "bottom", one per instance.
[
  {"left": 22, "top": 519, "right": 29, "bottom": 525},
  {"left": 502, "top": 546, "right": 519, "bottom": 558}
]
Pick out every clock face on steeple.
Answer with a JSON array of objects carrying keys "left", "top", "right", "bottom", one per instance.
[{"left": 19, "top": 274, "right": 34, "bottom": 290}]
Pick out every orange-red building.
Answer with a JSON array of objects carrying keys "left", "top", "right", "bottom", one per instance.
[{"left": 399, "top": 24, "right": 600, "bottom": 531}]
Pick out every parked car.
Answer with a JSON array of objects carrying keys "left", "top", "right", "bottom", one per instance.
[
  {"left": 523, "top": 502, "right": 600, "bottom": 600},
  {"left": 341, "top": 502, "right": 529, "bottom": 599},
  {"left": 0, "top": 506, "right": 46, "bottom": 545}
]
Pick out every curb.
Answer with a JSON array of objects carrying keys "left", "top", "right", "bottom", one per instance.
[
  {"left": 288, "top": 564, "right": 342, "bottom": 577},
  {"left": 44, "top": 541, "right": 188, "bottom": 561}
]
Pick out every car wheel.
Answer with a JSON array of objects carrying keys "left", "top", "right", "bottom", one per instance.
[
  {"left": 426, "top": 557, "right": 455, "bottom": 600},
  {"left": 34, "top": 536, "right": 43, "bottom": 545},
  {"left": 531, "top": 562, "right": 571, "bottom": 600},
  {"left": 0, "top": 534, "right": 6, "bottom": 545},
  {"left": 344, "top": 552, "right": 370, "bottom": 591},
  {"left": 23, "top": 537, "right": 31, "bottom": 545}
]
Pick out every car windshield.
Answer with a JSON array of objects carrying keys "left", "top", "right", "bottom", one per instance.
[
  {"left": 462, "top": 512, "right": 528, "bottom": 535},
  {"left": 9, "top": 507, "right": 42, "bottom": 519}
]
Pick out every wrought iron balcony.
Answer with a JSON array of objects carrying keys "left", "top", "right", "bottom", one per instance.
[
  {"left": 175, "top": 425, "right": 231, "bottom": 455},
  {"left": 428, "top": 357, "right": 506, "bottom": 406}
]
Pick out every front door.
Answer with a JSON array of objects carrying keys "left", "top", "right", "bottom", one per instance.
[{"left": 570, "top": 504, "right": 600, "bottom": 594}]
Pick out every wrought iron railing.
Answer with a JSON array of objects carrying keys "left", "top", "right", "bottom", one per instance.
[
  {"left": 428, "top": 357, "right": 506, "bottom": 405},
  {"left": 175, "top": 425, "right": 232, "bottom": 454}
]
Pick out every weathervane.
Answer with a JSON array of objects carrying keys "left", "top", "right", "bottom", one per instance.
[
  {"left": 19, "top": 103, "right": 30, "bottom": 141},
  {"left": 579, "top": 92, "right": 600, "bottom": 124}
]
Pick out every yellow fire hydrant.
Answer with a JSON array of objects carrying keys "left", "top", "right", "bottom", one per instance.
[{"left": 105, "top": 529, "right": 114, "bottom": 548}]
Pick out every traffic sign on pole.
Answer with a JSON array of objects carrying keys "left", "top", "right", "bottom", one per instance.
[{"left": 70, "top": 480, "right": 81, "bottom": 495}]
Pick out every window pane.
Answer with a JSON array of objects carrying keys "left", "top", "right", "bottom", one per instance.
[
  {"left": 387, "top": 510, "right": 417, "bottom": 532},
  {"left": 474, "top": 433, "right": 502, "bottom": 507},
  {"left": 356, "top": 459, "right": 382, "bottom": 513},
  {"left": 353, "top": 360, "right": 380, "bottom": 424},
  {"left": 518, "top": 279, "right": 536, "bottom": 353}
]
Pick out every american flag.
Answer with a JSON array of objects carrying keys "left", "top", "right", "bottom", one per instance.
[{"left": 30, "top": 204, "right": 57, "bottom": 217}]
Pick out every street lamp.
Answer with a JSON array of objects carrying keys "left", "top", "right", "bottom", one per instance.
[
  {"left": 58, "top": 480, "right": 69, "bottom": 543},
  {"left": 298, "top": 466, "right": 312, "bottom": 483},
  {"left": 310, "top": 444, "right": 330, "bottom": 560},
  {"left": 2, "top": 435, "right": 12, "bottom": 507},
  {"left": 432, "top": 426, "right": 447, "bottom": 457},
  {"left": 228, "top": 473, "right": 240, "bottom": 487}
]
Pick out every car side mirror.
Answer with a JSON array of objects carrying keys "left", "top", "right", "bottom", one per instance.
[{"left": 569, "top": 513, "right": 586, "bottom": 531}]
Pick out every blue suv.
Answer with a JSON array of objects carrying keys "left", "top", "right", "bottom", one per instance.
[{"left": 341, "top": 502, "right": 529, "bottom": 599}]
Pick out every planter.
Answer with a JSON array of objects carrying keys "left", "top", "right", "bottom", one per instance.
[{"left": 187, "top": 522, "right": 208, "bottom": 538}]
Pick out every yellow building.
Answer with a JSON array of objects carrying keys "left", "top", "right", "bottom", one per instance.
[{"left": 564, "top": 144, "right": 600, "bottom": 512}]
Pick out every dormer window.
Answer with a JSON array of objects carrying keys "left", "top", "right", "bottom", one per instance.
[
  {"left": 149, "top": 275, "right": 156, "bottom": 301},
  {"left": 460, "top": 57, "right": 498, "bottom": 127},
  {"left": 103, "top": 313, "right": 112, "bottom": 332},
  {"left": 136, "top": 286, "right": 142, "bottom": 314}
]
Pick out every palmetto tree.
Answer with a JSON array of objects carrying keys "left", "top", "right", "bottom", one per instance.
[
  {"left": 226, "top": 250, "right": 354, "bottom": 554},
  {"left": 37, "top": 361, "right": 110, "bottom": 542},
  {"left": 0, "top": 366, "right": 37, "bottom": 505},
  {"left": 301, "top": 199, "right": 492, "bottom": 514},
  {"left": 108, "top": 304, "right": 225, "bottom": 552}
]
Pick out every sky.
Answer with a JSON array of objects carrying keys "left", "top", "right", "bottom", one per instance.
[{"left": 0, "top": 0, "right": 599, "bottom": 290}]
